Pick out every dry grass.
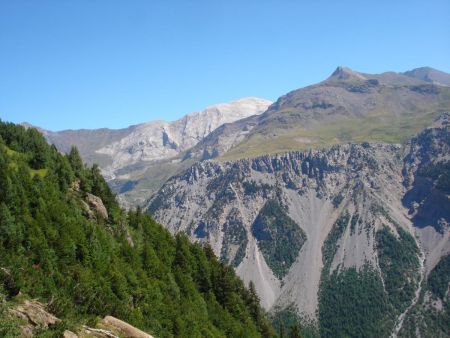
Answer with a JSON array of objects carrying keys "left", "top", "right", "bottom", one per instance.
[{"left": 221, "top": 110, "right": 440, "bottom": 161}]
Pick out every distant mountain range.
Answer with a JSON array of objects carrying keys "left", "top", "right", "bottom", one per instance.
[
  {"left": 36, "top": 97, "right": 272, "bottom": 206},
  {"left": 32, "top": 66, "right": 450, "bottom": 208}
]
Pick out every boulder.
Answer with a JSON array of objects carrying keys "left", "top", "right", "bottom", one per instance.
[
  {"left": 70, "top": 179, "right": 81, "bottom": 192},
  {"left": 11, "top": 300, "right": 59, "bottom": 329},
  {"left": 86, "top": 193, "right": 108, "bottom": 219},
  {"left": 10, "top": 299, "right": 60, "bottom": 337},
  {"left": 98, "top": 315, "right": 154, "bottom": 338},
  {"left": 82, "top": 326, "right": 118, "bottom": 338},
  {"left": 64, "top": 330, "right": 79, "bottom": 338}
]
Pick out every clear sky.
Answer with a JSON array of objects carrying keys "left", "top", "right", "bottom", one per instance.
[{"left": 1, "top": 0, "right": 449, "bottom": 131}]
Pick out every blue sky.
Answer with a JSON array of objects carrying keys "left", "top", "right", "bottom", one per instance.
[{"left": 1, "top": 0, "right": 449, "bottom": 131}]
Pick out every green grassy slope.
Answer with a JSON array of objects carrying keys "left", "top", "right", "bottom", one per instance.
[{"left": 221, "top": 84, "right": 450, "bottom": 161}]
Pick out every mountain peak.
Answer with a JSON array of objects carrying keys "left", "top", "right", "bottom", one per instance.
[
  {"left": 328, "top": 66, "right": 367, "bottom": 81},
  {"left": 201, "top": 97, "right": 272, "bottom": 114},
  {"left": 403, "top": 67, "right": 450, "bottom": 86}
]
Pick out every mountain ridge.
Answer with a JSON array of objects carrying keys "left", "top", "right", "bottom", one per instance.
[
  {"left": 23, "top": 66, "right": 450, "bottom": 209},
  {"left": 218, "top": 66, "right": 450, "bottom": 160},
  {"left": 36, "top": 97, "right": 271, "bottom": 206}
]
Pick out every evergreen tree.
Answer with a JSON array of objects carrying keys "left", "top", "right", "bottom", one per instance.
[
  {"left": 279, "top": 320, "right": 285, "bottom": 338},
  {"left": 0, "top": 203, "right": 20, "bottom": 249},
  {"left": 289, "top": 325, "right": 302, "bottom": 338},
  {"left": 68, "top": 146, "right": 84, "bottom": 173}
]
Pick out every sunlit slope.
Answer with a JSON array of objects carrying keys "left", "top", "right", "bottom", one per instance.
[{"left": 221, "top": 67, "right": 450, "bottom": 160}]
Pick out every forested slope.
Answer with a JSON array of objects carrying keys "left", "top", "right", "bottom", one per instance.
[{"left": 0, "top": 121, "right": 275, "bottom": 337}]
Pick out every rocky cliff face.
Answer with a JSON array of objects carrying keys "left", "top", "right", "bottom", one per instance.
[
  {"left": 402, "top": 113, "right": 450, "bottom": 273},
  {"left": 148, "top": 114, "right": 450, "bottom": 336},
  {"left": 95, "top": 97, "right": 272, "bottom": 176}
]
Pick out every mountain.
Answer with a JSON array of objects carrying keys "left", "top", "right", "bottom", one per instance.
[
  {"left": 148, "top": 67, "right": 450, "bottom": 336},
  {"left": 37, "top": 67, "right": 450, "bottom": 209},
  {"left": 218, "top": 66, "right": 450, "bottom": 160},
  {"left": 148, "top": 112, "right": 450, "bottom": 336},
  {"left": 92, "top": 97, "right": 272, "bottom": 175},
  {"left": 175, "top": 67, "right": 450, "bottom": 163},
  {"left": 404, "top": 66, "right": 450, "bottom": 86},
  {"left": 0, "top": 121, "right": 275, "bottom": 337},
  {"left": 41, "top": 97, "right": 272, "bottom": 206}
]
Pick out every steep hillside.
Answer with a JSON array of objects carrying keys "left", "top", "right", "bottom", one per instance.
[
  {"left": 0, "top": 121, "right": 275, "bottom": 337},
  {"left": 148, "top": 113, "right": 450, "bottom": 337},
  {"left": 42, "top": 97, "right": 271, "bottom": 207}
]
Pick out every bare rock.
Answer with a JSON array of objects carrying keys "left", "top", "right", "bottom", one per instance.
[
  {"left": 64, "top": 330, "right": 79, "bottom": 338},
  {"left": 81, "top": 200, "right": 95, "bottom": 220},
  {"left": 86, "top": 193, "right": 108, "bottom": 220},
  {"left": 20, "top": 325, "right": 35, "bottom": 338},
  {"left": 10, "top": 300, "right": 60, "bottom": 337},
  {"left": 82, "top": 326, "right": 118, "bottom": 338},
  {"left": 98, "top": 315, "right": 154, "bottom": 338},
  {"left": 12, "top": 300, "right": 59, "bottom": 328},
  {"left": 70, "top": 179, "right": 81, "bottom": 192}
]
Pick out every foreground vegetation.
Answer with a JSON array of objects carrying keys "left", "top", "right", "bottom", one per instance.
[{"left": 0, "top": 121, "right": 276, "bottom": 337}]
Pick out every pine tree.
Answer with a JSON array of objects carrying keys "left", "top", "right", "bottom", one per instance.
[
  {"left": 248, "top": 280, "right": 261, "bottom": 322},
  {"left": 289, "top": 325, "right": 302, "bottom": 338},
  {"left": 279, "top": 320, "right": 285, "bottom": 338},
  {"left": 0, "top": 203, "right": 20, "bottom": 249},
  {"left": 68, "top": 146, "right": 83, "bottom": 173}
]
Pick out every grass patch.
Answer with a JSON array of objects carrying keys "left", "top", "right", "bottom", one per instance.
[
  {"left": 221, "top": 110, "right": 440, "bottom": 161},
  {"left": 2, "top": 145, "right": 48, "bottom": 178},
  {"left": 5, "top": 147, "right": 18, "bottom": 157},
  {"left": 30, "top": 168, "right": 48, "bottom": 178}
]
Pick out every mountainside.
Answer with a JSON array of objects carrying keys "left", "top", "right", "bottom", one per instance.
[
  {"left": 38, "top": 67, "right": 450, "bottom": 209},
  {"left": 42, "top": 97, "right": 271, "bottom": 207},
  {"left": 94, "top": 97, "right": 272, "bottom": 175},
  {"left": 0, "top": 121, "right": 275, "bottom": 337},
  {"left": 148, "top": 113, "right": 450, "bottom": 337},
  {"left": 404, "top": 67, "right": 450, "bottom": 86},
  {"left": 214, "top": 67, "right": 450, "bottom": 160}
]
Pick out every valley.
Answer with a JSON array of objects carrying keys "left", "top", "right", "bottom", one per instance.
[
  {"left": 15, "top": 66, "right": 450, "bottom": 337},
  {"left": 3, "top": 2, "right": 450, "bottom": 337}
]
